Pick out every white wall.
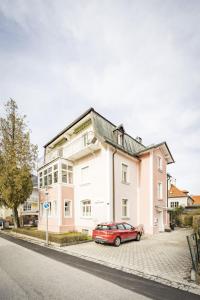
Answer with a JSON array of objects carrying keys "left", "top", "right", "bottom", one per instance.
[
  {"left": 168, "top": 197, "right": 188, "bottom": 207},
  {"left": 74, "top": 145, "right": 111, "bottom": 233}
]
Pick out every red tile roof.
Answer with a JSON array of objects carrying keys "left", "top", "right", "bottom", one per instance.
[
  {"left": 192, "top": 195, "right": 200, "bottom": 205},
  {"left": 168, "top": 184, "right": 187, "bottom": 198}
]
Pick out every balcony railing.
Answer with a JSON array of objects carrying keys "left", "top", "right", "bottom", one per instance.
[{"left": 38, "top": 131, "right": 99, "bottom": 169}]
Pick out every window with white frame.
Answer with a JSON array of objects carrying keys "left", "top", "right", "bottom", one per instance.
[
  {"left": 81, "top": 166, "right": 89, "bottom": 184},
  {"left": 122, "top": 163, "right": 128, "bottom": 183},
  {"left": 62, "top": 164, "right": 67, "bottom": 183},
  {"left": 170, "top": 201, "right": 179, "bottom": 208},
  {"left": 53, "top": 164, "right": 58, "bottom": 183},
  {"left": 62, "top": 163, "right": 73, "bottom": 184},
  {"left": 158, "top": 182, "right": 163, "bottom": 199},
  {"left": 67, "top": 165, "right": 73, "bottom": 184},
  {"left": 82, "top": 200, "right": 91, "bottom": 217},
  {"left": 47, "top": 167, "right": 52, "bottom": 185},
  {"left": 23, "top": 202, "right": 32, "bottom": 211},
  {"left": 157, "top": 156, "right": 163, "bottom": 171},
  {"left": 64, "top": 200, "right": 72, "bottom": 217},
  {"left": 118, "top": 132, "right": 123, "bottom": 146},
  {"left": 122, "top": 199, "right": 128, "bottom": 217},
  {"left": 44, "top": 169, "right": 48, "bottom": 186}
]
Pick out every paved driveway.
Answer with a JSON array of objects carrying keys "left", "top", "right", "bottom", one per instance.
[{"left": 60, "top": 228, "right": 196, "bottom": 292}]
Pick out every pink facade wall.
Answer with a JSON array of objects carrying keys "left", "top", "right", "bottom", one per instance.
[
  {"left": 139, "top": 153, "right": 153, "bottom": 234},
  {"left": 38, "top": 185, "right": 74, "bottom": 233},
  {"left": 153, "top": 148, "right": 168, "bottom": 233},
  {"left": 114, "top": 152, "right": 139, "bottom": 227}
]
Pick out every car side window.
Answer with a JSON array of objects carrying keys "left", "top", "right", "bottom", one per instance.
[
  {"left": 123, "top": 223, "right": 133, "bottom": 230},
  {"left": 117, "top": 224, "right": 125, "bottom": 230},
  {"left": 110, "top": 225, "right": 117, "bottom": 230}
]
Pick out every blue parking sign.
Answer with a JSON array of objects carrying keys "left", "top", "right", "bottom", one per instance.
[{"left": 43, "top": 201, "right": 50, "bottom": 209}]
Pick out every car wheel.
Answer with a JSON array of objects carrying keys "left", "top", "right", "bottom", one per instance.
[
  {"left": 114, "top": 237, "right": 121, "bottom": 247},
  {"left": 136, "top": 233, "right": 141, "bottom": 241},
  {"left": 95, "top": 241, "right": 99, "bottom": 244}
]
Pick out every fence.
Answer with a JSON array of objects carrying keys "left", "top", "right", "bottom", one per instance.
[{"left": 187, "top": 232, "right": 200, "bottom": 273}]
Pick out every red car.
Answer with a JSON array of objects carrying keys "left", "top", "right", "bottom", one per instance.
[{"left": 92, "top": 222, "right": 142, "bottom": 247}]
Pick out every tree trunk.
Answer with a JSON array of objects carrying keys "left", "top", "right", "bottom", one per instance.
[{"left": 13, "top": 207, "right": 20, "bottom": 228}]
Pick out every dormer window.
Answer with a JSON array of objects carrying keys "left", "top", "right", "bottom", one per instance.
[
  {"left": 118, "top": 132, "right": 123, "bottom": 146},
  {"left": 113, "top": 124, "right": 125, "bottom": 147}
]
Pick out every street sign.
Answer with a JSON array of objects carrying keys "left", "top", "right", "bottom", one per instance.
[{"left": 43, "top": 201, "right": 50, "bottom": 209}]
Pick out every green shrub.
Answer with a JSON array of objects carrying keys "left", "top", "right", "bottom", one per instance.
[
  {"left": 193, "top": 215, "right": 200, "bottom": 233},
  {"left": 179, "top": 214, "right": 193, "bottom": 226},
  {"left": 12, "top": 227, "right": 91, "bottom": 244}
]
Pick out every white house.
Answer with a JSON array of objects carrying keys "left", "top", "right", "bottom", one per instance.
[{"left": 38, "top": 108, "right": 174, "bottom": 235}]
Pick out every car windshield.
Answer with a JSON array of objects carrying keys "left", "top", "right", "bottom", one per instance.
[{"left": 95, "top": 225, "right": 117, "bottom": 230}]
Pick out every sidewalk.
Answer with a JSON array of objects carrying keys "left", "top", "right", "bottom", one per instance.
[{"left": 1, "top": 228, "right": 200, "bottom": 296}]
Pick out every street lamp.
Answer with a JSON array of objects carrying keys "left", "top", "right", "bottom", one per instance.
[{"left": 44, "top": 187, "right": 49, "bottom": 246}]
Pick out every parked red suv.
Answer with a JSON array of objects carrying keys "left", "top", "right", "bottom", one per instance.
[{"left": 92, "top": 222, "right": 142, "bottom": 247}]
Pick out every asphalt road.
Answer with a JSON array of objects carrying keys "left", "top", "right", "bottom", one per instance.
[{"left": 0, "top": 233, "right": 199, "bottom": 300}]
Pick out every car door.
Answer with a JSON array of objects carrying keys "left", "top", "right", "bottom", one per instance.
[
  {"left": 117, "top": 223, "right": 129, "bottom": 241},
  {"left": 123, "top": 223, "right": 137, "bottom": 240}
]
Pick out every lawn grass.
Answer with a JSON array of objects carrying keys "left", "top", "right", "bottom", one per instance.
[{"left": 11, "top": 227, "right": 92, "bottom": 245}]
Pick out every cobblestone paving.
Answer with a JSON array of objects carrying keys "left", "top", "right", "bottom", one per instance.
[
  {"left": 2, "top": 228, "right": 200, "bottom": 295},
  {"left": 60, "top": 228, "right": 200, "bottom": 294}
]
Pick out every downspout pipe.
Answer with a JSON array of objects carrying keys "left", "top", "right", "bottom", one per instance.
[{"left": 112, "top": 148, "right": 117, "bottom": 222}]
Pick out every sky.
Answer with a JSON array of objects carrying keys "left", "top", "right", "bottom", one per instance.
[{"left": 0, "top": 0, "right": 200, "bottom": 194}]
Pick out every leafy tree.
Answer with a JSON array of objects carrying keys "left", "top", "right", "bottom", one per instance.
[{"left": 0, "top": 99, "right": 37, "bottom": 227}]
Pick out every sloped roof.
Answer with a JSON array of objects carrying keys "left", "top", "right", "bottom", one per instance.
[
  {"left": 192, "top": 195, "right": 200, "bottom": 204},
  {"left": 44, "top": 107, "right": 173, "bottom": 163},
  {"left": 168, "top": 184, "right": 188, "bottom": 198},
  {"left": 92, "top": 112, "right": 145, "bottom": 155}
]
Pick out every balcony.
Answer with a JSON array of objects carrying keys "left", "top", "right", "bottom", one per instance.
[{"left": 38, "top": 131, "right": 100, "bottom": 169}]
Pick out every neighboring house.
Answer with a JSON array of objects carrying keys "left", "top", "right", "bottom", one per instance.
[
  {"left": 38, "top": 107, "right": 174, "bottom": 235},
  {"left": 191, "top": 195, "right": 200, "bottom": 206},
  {"left": 0, "top": 175, "right": 39, "bottom": 224},
  {"left": 168, "top": 184, "right": 194, "bottom": 208}
]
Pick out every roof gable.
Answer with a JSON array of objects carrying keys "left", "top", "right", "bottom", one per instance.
[{"left": 168, "top": 184, "right": 188, "bottom": 198}]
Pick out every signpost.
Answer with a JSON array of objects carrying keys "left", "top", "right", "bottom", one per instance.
[{"left": 44, "top": 190, "right": 49, "bottom": 245}]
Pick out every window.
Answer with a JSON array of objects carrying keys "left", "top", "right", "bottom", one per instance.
[
  {"left": 62, "top": 164, "right": 67, "bottom": 183},
  {"left": 81, "top": 166, "right": 89, "bottom": 184},
  {"left": 44, "top": 169, "right": 47, "bottom": 186},
  {"left": 118, "top": 133, "right": 123, "bottom": 146},
  {"left": 123, "top": 223, "right": 133, "bottom": 230},
  {"left": 53, "top": 164, "right": 58, "bottom": 183},
  {"left": 23, "top": 202, "right": 32, "bottom": 211},
  {"left": 62, "top": 163, "right": 73, "bottom": 184},
  {"left": 82, "top": 200, "right": 91, "bottom": 217},
  {"left": 39, "top": 172, "right": 43, "bottom": 188},
  {"left": 157, "top": 156, "right": 162, "bottom": 171},
  {"left": 122, "top": 163, "right": 128, "bottom": 183},
  {"left": 170, "top": 201, "right": 179, "bottom": 208},
  {"left": 64, "top": 200, "right": 72, "bottom": 217},
  {"left": 47, "top": 167, "right": 52, "bottom": 185},
  {"left": 122, "top": 199, "right": 128, "bottom": 217},
  {"left": 158, "top": 182, "right": 163, "bottom": 199},
  {"left": 67, "top": 165, "right": 73, "bottom": 184},
  {"left": 117, "top": 224, "right": 125, "bottom": 230}
]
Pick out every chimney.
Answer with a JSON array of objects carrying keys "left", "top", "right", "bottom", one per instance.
[{"left": 136, "top": 136, "right": 142, "bottom": 144}]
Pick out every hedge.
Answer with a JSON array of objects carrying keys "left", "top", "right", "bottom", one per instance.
[{"left": 12, "top": 227, "right": 91, "bottom": 245}]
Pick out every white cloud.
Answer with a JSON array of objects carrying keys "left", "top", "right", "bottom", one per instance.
[{"left": 0, "top": 0, "right": 200, "bottom": 193}]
